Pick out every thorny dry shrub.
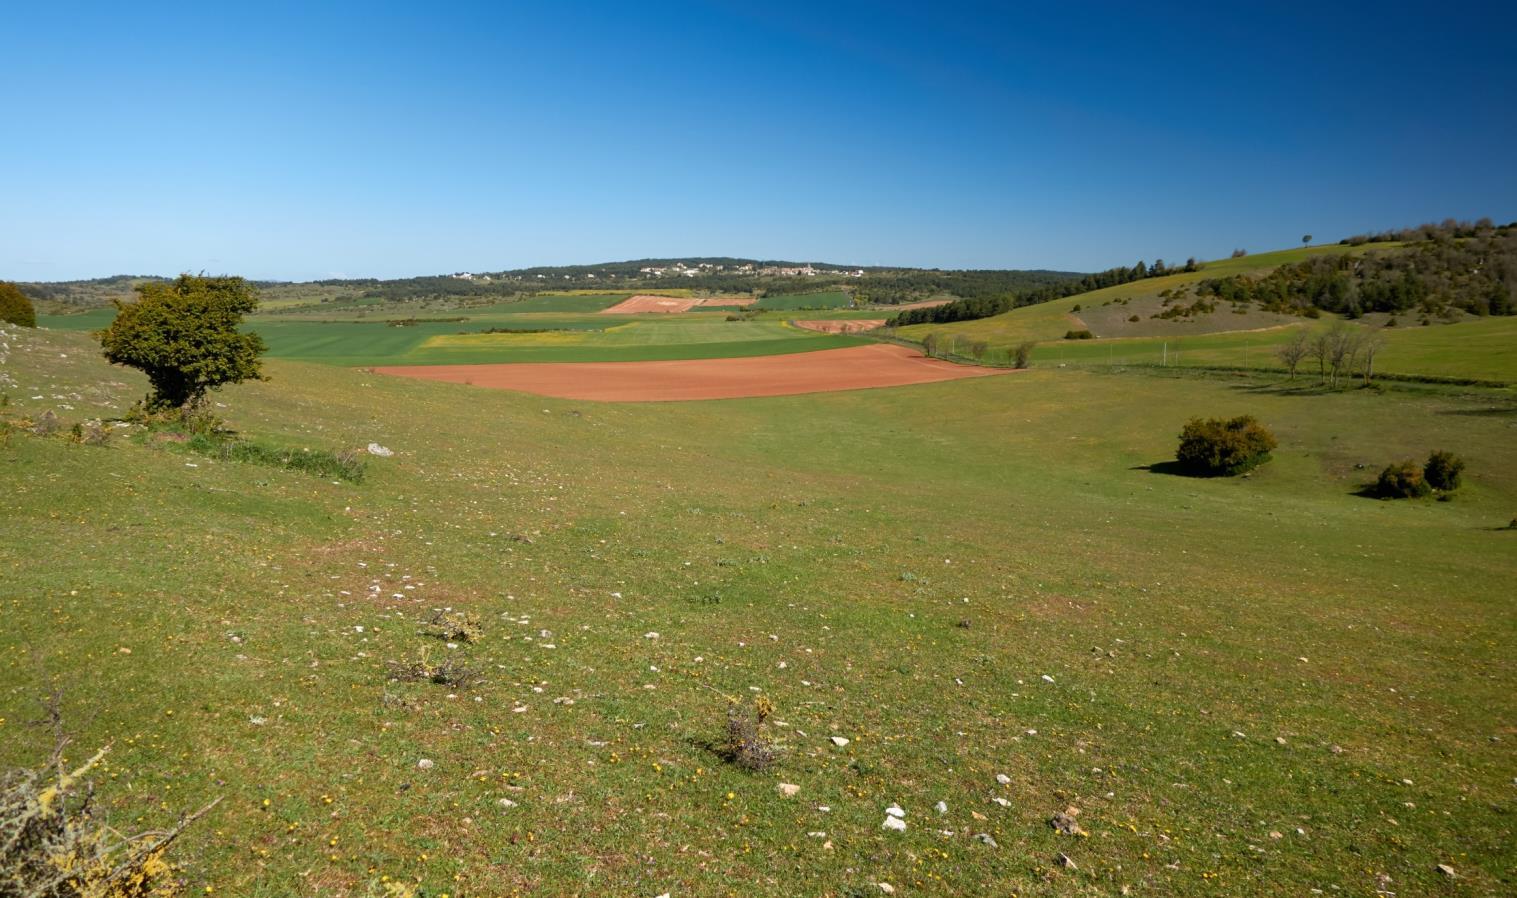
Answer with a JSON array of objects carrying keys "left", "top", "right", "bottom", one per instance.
[
  {"left": 1, "top": 740, "right": 216, "bottom": 897},
  {"left": 28, "top": 410, "right": 60, "bottom": 437},
  {"left": 723, "top": 695, "right": 778, "bottom": 772},
  {"left": 425, "top": 610, "right": 482, "bottom": 643},
  {"left": 386, "top": 647, "right": 481, "bottom": 689}
]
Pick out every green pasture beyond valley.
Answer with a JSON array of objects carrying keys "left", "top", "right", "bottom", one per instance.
[
  {"left": 1, "top": 319, "right": 1514, "bottom": 896},
  {"left": 39, "top": 292, "right": 871, "bottom": 367}
]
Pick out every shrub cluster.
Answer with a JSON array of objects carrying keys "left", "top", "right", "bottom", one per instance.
[
  {"left": 0, "top": 282, "right": 37, "bottom": 327},
  {"left": 1376, "top": 450, "right": 1465, "bottom": 498},
  {"left": 1064, "top": 329, "right": 1094, "bottom": 340},
  {"left": 1175, "top": 415, "right": 1277, "bottom": 476}
]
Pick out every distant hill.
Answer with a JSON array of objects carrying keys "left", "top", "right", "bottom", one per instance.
[{"left": 17, "top": 260, "right": 1085, "bottom": 313}]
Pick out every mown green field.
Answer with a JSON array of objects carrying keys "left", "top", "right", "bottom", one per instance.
[
  {"left": 2, "top": 323, "right": 1513, "bottom": 897},
  {"left": 1014, "top": 316, "right": 1517, "bottom": 383},
  {"left": 755, "top": 291, "right": 853, "bottom": 310}
]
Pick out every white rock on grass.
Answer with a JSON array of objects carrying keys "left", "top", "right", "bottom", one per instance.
[
  {"left": 367, "top": 443, "right": 394, "bottom": 457},
  {"left": 885, "top": 804, "right": 905, "bottom": 818},
  {"left": 830, "top": 736, "right": 850, "bottom": 747},
  {"left": 882, "top": 816, "right": 907, "bottom": 832},
  {"left": 417, "top": 758, "right": 434, "bottom": 770},
  {"left": 777, "top": 783, "right": 801, "bottom": 797},
  {"left": 996, "top": 773, "right": 1011, "bottom": 785},
  {"left": 935, "top": 801, "right": 948, "bottom": 815}
]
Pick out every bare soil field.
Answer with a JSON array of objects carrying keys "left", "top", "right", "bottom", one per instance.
[
  {"left": 884, "top": 297, "right": 953, "bottom": 310},
  {"left": 372, "top": 343, "right": 1010, "bottom": 401},
  {"left": 601, "top": 295, "right": 756, "bottom": 314},
  {"left": 792, "top": 319, "right": 887, "bottom": 334}
]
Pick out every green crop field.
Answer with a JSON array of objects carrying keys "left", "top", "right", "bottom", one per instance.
[
  {"left": 755, "top": 291, "right": 853, "bottom": 310},
  {"left": 2, "top": 318, "right": 1514, "bottom": 897}
]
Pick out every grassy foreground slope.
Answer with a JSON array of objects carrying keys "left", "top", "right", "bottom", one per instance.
[{"left": 2, "top": 325, "right": 1515, "bottom": 896}]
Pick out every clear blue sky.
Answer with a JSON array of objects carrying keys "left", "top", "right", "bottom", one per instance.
[{"left": 4, "top": 1, "right": 1514, "bottom": 281}]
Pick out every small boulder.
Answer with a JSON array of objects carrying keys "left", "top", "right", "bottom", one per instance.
[{"left": 777, "top": 783, "right": 801, "bottom": 798}]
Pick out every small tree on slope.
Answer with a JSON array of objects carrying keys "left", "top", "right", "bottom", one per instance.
[{"left": 98, "top": 274, "right": 266, "bottom": 410}]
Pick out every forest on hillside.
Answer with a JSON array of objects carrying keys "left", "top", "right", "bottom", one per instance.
[
  {"left": 1196, "top": 221, "right": 1516, "bottom": 318},
  {"left": 886, "top": 257, "right": 1200, "bottom": 326}
]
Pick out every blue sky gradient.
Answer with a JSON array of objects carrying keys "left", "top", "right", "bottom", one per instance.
[{"left": 4, "top": 1, "right": 1515, "bottom": 280}]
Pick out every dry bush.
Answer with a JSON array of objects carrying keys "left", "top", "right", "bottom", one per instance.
[
  {"left": 2, "top": 739, "right": 216, "bottom": 897},
  {"left": 386, "top": 647, "right": 481, "bottom": 689},
  {"left": 29, "top": 410, "right": 60, "bottom": 437},
  {"left": 425, "top": 610, "right": 482, "bottom": 643},
  {"left": 723, "top": 696, "right": 778, "bottom": 771}
]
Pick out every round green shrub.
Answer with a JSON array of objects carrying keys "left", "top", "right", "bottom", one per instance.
[
  {"left": 1376, "top": 461, "right": 1431, "bottom": 498},
  {"left": 1175, "top": 415, "right": 1278, "bottom": 476},
  {"left": 0, "top": 282, "right": 36, "bottom": 328},
  {"left": 1424, "top": 450, "right": 1464, "bottom": 491}
]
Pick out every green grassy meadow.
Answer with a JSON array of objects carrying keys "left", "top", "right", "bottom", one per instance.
[
  {"left": 754, "top": 291, "right": 854, "bottom": 310},
  {"left": 2, "top": 320, "right": 1514, "bottom": 896}
]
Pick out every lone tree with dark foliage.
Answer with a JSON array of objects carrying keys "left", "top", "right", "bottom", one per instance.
[
  {"left": 1176, "top": 415, "right": 1277, "bottom": 476},
  {"left": 0, "top": 281, "right": 36, "bottom": 328},
  {"left": 98, "top": 274, "right": 266, "bottom": 410}
]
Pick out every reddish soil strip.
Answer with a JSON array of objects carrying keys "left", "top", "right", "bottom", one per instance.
[
  {"left": 372, "top": 343, "right": 1012, "bottom": 402},
  {"left": 792, "top": 319, "right": 887, "bottom": 334},
  {"left": 696, "top": 296, "right": 756, "bottom": 307},
  {"left": 600, "top": 294, "right": 701, "bottom": 314}
]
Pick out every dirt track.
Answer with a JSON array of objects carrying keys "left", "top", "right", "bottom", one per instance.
[{"left": 372, "top": 343, "right": 1011, "bottom": 402}]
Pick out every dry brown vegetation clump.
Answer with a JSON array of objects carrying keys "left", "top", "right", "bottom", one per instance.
[
  {"left": 2, "top": 738, "right": 216, "bottom": 897},
  {"left": 723, "top": 695, "right": 779, "bottom": 771}
]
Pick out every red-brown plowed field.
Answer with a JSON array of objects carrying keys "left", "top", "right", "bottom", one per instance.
[
  {"left": 792, "top": 319, "right": 887, "bottom": 334},
  {"left": 696, "top": 296, "right": 756, "bottom": 307},
  {"left": 371, "top": 343, "right": 1012, "bottom": 402}
]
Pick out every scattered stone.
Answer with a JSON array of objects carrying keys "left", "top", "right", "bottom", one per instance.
[
  {"left": 830, "top": 736, "right": 851, "bottom": 747},
  {"left": 990, "top": 797, "right": 1011, "bottom": 807},
  {"left": 644, "top": 632, "right": 660, "bottom": 639},
  {"left": 877, "top": 884, "right": 895, "bottom": 895},
  {"left": 935, "top": 801, "right": 948, "bottom": 815},
  {"left": 882, "top": 815, "right": 907, "bottom": 832},
  {"left": 497, "top": 798, "right": 518, "bottom": 808},
  {"left": 1435, "top": 864, "right": 1456, "bottom": 879},
  {"left": 417, "top": 759, "right": 434, "bottom": 770},
  {"left": 975, "top": 832, "right": 999, "bottom": 848},
  {"left": 778, "top": 783, "right": 801, "bottom": 798},
  {"left": 366, "top": 442, "right": 394, "bottom": 457},
  {"left": 995, "top": 773, "right": 1011, "bottom": 785},
  {"left": 885, "top": 804, "right": 905, "bottom": 818},
  {"left": 1055, "top": 852, "right": 1077, "bottom": 870},
  {"left": 1041, "top": 674, "right": 1055, "bottom": 683},
  {"left": 1275, "top": 736, "right": 1287, "bottom": 745}
]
